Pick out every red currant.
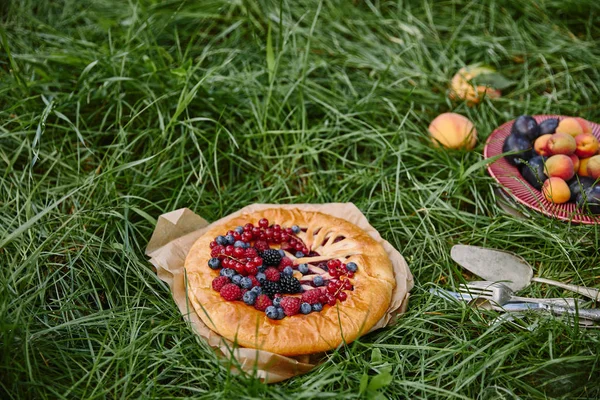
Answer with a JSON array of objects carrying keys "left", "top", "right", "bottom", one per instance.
[
  {"left": 258, "top": 218, "right": 269, "bottom": 228},
  {"left": 327, "top": 295, "right": 337, "bottom": 306},
  {"left": 327, "top": 282, "right": 337, "bottom": 293},
  {"left": 337, "top": 292, "right": 347, "bottom": 301},
  {"left": 209, "top": 241, "right": 217, "bottom": 248},
  {"left": 233, "top": 247, "right": 245, "bottom": 258},
  {"left": 243, "top": 223, "right": 253, "bottom": 232},
  {"left": 344, "top": 280, "right": 353, "bottom": 290}
]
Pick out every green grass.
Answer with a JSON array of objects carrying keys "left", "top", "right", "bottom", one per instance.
[{"left": 2, "top": 0, "right": 600, "bottom": 398}]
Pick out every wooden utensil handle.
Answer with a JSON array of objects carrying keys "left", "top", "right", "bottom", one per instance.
[{"left": 532, "top": 277, "right": 600, "bottom": 301}]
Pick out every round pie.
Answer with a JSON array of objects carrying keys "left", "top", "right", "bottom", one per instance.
[{"left": 184, "top": 208, "right": 396, "bottom": 356}]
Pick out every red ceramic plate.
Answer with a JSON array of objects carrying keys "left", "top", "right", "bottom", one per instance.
[{"left": 484, "top": 115, "right": 600, "bottom": 224}]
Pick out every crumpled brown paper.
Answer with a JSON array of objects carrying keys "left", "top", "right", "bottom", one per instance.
[{"left": 145, "top": 203, "right": 414, "bottom": 383}]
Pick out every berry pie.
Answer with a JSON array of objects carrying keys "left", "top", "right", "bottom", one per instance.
[{"left": 185, "top": 208, "right": 396, "bottom": 356}]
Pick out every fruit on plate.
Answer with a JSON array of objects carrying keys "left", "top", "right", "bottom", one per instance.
[
  {"left": 501, "top": 115, "right": 600, "bottom": 212},
  {"left": 520, "top": 155, "right": 547, "bottom": 190},
  {"left": 544, "top": 154, "right": 575, "bottom": 181},
  {"left": 502, "top": 133, "right": 533, "bottom": 166},
  {"left": 428, "top": 112, "right": 477, "bottom": 150},
  {"left": 542, "top": 177, "right": 570, "bottom": 204},
  {"left": 184, "top": 209, "right": 398, "bottom": 356},
  {"left": 546, "top": 133, "right": 576, "bottom": 155}
]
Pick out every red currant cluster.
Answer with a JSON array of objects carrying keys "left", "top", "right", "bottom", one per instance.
[
  {"left": 209, "top": 243, "right": 262, "bottom": 276},
  {"left": 327, "top": 259, "right": 356, "bottom": 278},
  {"left": 320, "top": 278, "right": 353, "bottom": 306}
]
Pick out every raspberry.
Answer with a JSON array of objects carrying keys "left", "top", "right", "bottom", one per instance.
[
  {"left": 254, "top": 240, "right": 270, "bottom": 252},
  {"left": 220, "top": 283, "right": 242, "bottom": 301},
  {"left": 254, "top": 294, "right": 272, "bottom": 311},
  {"left": 264, "top": 267, "right": 280, "bottom": 282},
  {"left": 301, "top": 289, "right": 322, "bottom": 305},
  {"left": 278, "top": 257, "right": 293, "bottom": 269},
  {"left": 280, "top": 297, "right": 302, "bottom": 316},
  {"left": 212, "top": 276, "right": 230, "bottom": 292}
]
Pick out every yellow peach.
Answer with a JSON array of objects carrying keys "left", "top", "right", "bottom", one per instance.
[
  {"left": 547, "top": 132, "right": 576, "bottom": 155},
  {"left": 449, "top": 66, "right": 501, "bottom": 106},
  {"left": 587, "top": 155, "right": 600, "bottom": 179},
  {"left": 534, "top": 134, "right": 553, "bottom": 156},
  {"left": 579, "top": 157, "right": 592, "bottom": 177},
  {"left": 556, "top": 117, "right": 584, "bottom": 137},
  {"left": 544, "top": 154, "right": 575, "bottom": 181},
  {"left": 542, "top": 177, "right": 571, "bottom": 204},
  {"left": 574, "top": 133, "right": 599, "bottom": 158},
  {"left": 428, "top": 113, "right": 477, "bottom": 150},
  {"left": 574, "top": 117, "right": 592, "bottom": 134},
  {"left": 569, "top": 154, "right": 580, "bottom": 174}
]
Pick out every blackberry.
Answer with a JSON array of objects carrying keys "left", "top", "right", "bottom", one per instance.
[
  {"left": 279, "top": 275, "right": 302, "bottom": 294},
  {"left": 261, "top": 249, "right": 282, "bottom": 266},
  {"left": 261, "top": 280, "right": 281, "bottom": 298}
]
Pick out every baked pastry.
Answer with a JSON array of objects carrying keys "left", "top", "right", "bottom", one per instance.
[{"left": 185, "top": 208, "right": 396, "bottom": 356}]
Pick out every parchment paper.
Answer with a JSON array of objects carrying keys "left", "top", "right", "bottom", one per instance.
[{"left": 145, "top": 203, "right": 414, "bottom": 383}]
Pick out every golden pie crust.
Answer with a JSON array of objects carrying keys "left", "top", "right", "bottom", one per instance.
[{"left": 185, "top": 208, "right": 396, "bottom": 356}]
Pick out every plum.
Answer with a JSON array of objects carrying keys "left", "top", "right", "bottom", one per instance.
[
  {"left": 567, "top": 176, "right": 595, "bottom": 202},
  {"left": 520, "top": 155, "right": 547, "bottom": 190},
  {"left": 503, "top": 134, "right": 533, "bottom": 166},
  {"left": 511, "top": 115, "right": 540, "bottom": 141},
  {"left": 539, "top": 118, "right": 559, "bottom": 135},
  {"left": 577, "top": 185, "right": 600, "bottom": 214}
]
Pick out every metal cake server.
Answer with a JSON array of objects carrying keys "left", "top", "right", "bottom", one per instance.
[{"left": 450, "top": 245, "right": 600, "bottom": 301}]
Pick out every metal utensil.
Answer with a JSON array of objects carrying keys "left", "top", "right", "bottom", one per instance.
[
  {"left": 459, "top": 281, "right": 579, "bottom": 307},
  {"left": 451, "top": 245, "right": 600, "bottom": 301}
]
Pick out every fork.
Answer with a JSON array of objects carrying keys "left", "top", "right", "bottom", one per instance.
[
  {"left": 459, "top": 281, "right": 579, "bottom": 307},
  {"left": 460, "top": 281, "right": 600, "bottom": 321}
]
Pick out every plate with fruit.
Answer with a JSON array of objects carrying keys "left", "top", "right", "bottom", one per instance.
[{"left": 484, "top": 115, "right": 600, "bottom": 224}]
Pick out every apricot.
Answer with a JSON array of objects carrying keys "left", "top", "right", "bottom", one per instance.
[
  {"left": 449, "top": 66, "right": 501, "bottom": 106},
  {"left": 534, "top": 134, "right": 553, "bottom": 156},
  {"left": 544, "top": 154, "right": 575, "bottom": 181},
  {"left": 569, "top": 154, "right": 580, "bottom": 174},
  {"left": 574, "top": 133, "right": 599, "bottom": 158},
  {"left": 542, "top": 177, "right": 571, "bottom": 204},
  {"left": 579, "top": 157, "right": 592, "bottom": 177},
  {"left": 587, "top": 155, "right": 600, "bottom": 179},
  {"left": 428, "top": 112, "right": 477, "bottom": 150},
  {"left": 547, "top": 132, "right": 576, "bottom": 155},
  {"left": 574, "top": 117, "right": 592, "bottom": 134},
  {"left": 556, "top": 117, "right": 584, "bottom": 137}
]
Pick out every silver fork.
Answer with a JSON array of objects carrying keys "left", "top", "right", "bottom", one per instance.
[
  {"left": 459, "top": 281, "right": 579, "bottom": 307},
  {"left": 460, "top": 281, "right": 600, "bottom": 321}
]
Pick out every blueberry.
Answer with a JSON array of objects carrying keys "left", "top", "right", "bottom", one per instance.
[
  {"left": 240, "top": 277, "right": 253, "bottom": 289},
  {"left": 313, "top": 276, "right": 324, "bottom": 286},
  {"left": 295, "top": 251, "right": 305, "bottom": 258},
  {"left": 208, "top": 258, "right": 221, "bottom": 269},
  {"left": 265, "top": 306, "right": 278, "bottom": 319},
  {"left": 256, "top": 272, "right": 266, "bottom": 282},
  {"left": 234, "top": 226, "right": 244, "bottom": 234},
  {"left": 234, "top": 240, "right": 246, "bottom": 248},
  {"left": 243, "top": 291, "right": 257, "bottom": 305},
  {"left": 232, "top": 275, "right": 242, "bottom": 286},
  {"left": 312, "top": 303, "right": 323, "bottom": 312},
  {"left": 273, "top": 297, "right": 282, "bottom": 307},
  {"left": 257, "top": 265, "right": 266, "bottom": 273},
  {"left": 244, "top": 242, "right": 251, "bottom": 249},
  {"left": 216, "top": 235, "right": 227, "bottom": 246},
  {"left": 282, "top": 266, "right": 293, "bottom": 277},
  {"left": 346, "top": 262, "right": 358, "bottom": 272},
  {"left": 278, "top": 249, "right": 285, "bottom": 257},
  {"left": 291, "top": 225, "right": 300, "bottom": 234},
  {"left": 298, "top": 263, "right": 309, "bottom": 275},
  {"left": 276, "top": 306, "right": 285, "bottom": 320},
  {"left": 220, "top": 268, "right": 235, "bottom": 278},
  {"left": 251, "top": 286, "right": 262, "bottom": 295},
  {"left": 225, "top": 234, "right": 235, "bottom": 245},
  {"left": 300, "top": 302, "right": 312, "bottom": 314}
]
